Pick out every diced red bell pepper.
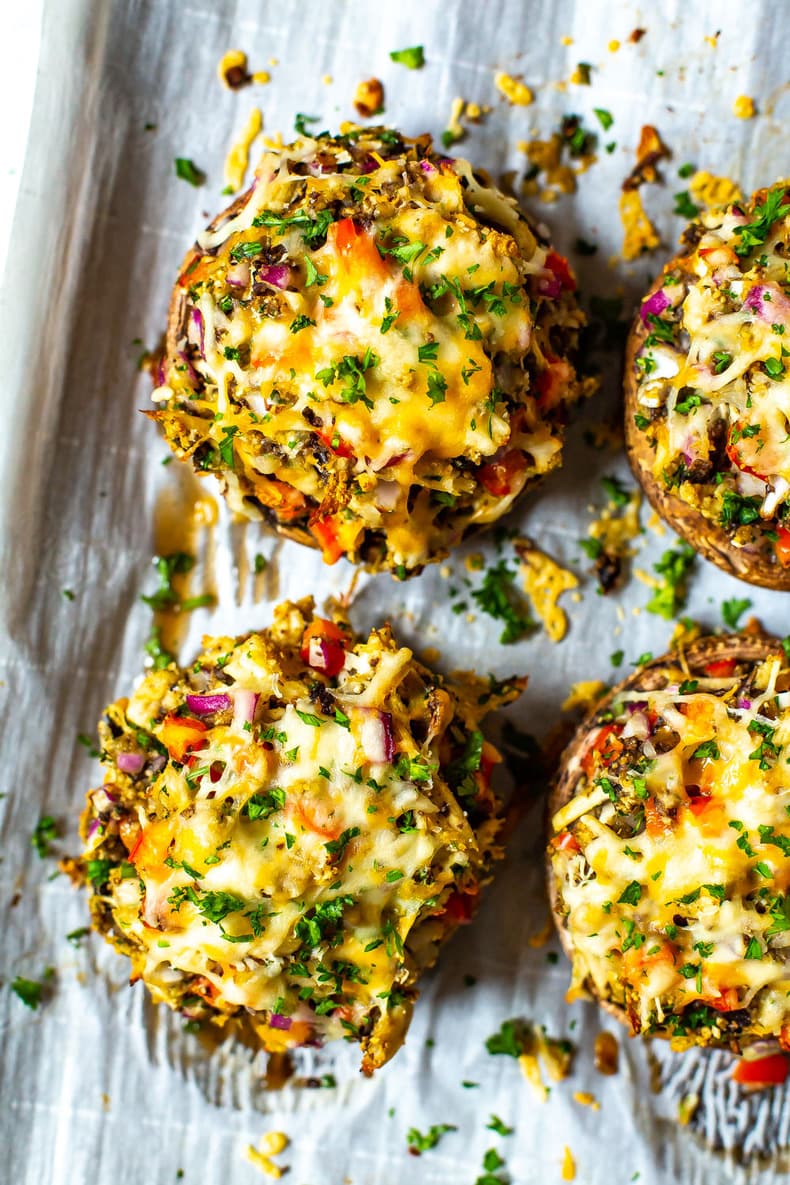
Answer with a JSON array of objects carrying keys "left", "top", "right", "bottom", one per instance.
[
  {"left": 442, "top": 889, "right": 478, "bottom": 924},
  {"left": 477, "top": 449, "right": 527, "bottom": 497},
  {"left": 545, "top": 250, "right": 577, "bottom": 292},
  {"left": 775, "top": 526, "right": 790, "bottom": 569},
  {"left": 300, "top": 618, "right": 350, "bottom": 678},
  {"left": 160, "top": 714, "right": 208, "bottom": 763},
  {"left": 732, "top": 1052, "right": 789, "bottom": 1088},
  {"left": 309, "top": 516, "right": 345, "bottom": 565},
  {"left": 554, "top": 830, "right": 581, "bottom": 853},
  {"left": 581, "top": 723, "right": 623, "bottom": 778},
  {"left": 704, "top": 658, "right": 737, "bottom": 678}
]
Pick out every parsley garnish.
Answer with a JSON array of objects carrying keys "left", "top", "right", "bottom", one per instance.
[
  {"left": 390, "top": 46, "right": 425, "bottom": 69},
  {"left": 733, "top": 188, "right": 790, "bottom": 256},
  {"left": 31, "top": 815, "right": 58, "bottom": 859},
  {"left": 174, "top": 158, "right": 204, "bottom": 186},
  {"left": 722, "top": 597, "right": 751, "bottom": 630},
  {"left": 406, "top": 1124, "right": 456, "bottom": 1154},
  {"left": 471, "top": 559, "right": 533, "bottom": 644}
]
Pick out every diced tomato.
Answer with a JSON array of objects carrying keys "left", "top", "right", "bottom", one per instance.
[
  {"left": 290, "top": 796, "right": 341, "bottom": 840},
  {"left": 554, "top": 830, "right": 581, "bottom": 854},
  {"left": 328, "top": 217, "right": 389, "bottom": 282},
  {"left": 704, "top": 658, "right": 737, "bottom": 678},
  {"left": 775, "top": 526, "right": 790, "bottom": 569},
  {"left": 300, "top": 618, "right": 350, "bottom": 678},
  {"left": 687, "top": 792, "right": 713, "bottom": 816},
  {"left": 535, "top": 355, "right": 574, "bottom": 411},
  {"left": 332, "top": 216, "right": 362, "bottom": 253},
  {"left": 316, "top": 427, "right": 353, "bottom": 458},
  {"left": 442, "top": 889, "right": 479, "bottom": 924},
  {"left": 545, "top": 250, "right": 577, "bottom": 292},
  {"left": 581, "top": 723, "right": 624, "bottom": 778},
  {"left": 706, "top": 987, "right": 740, "bottom": 1013},
  {"left": 779, "top": 1024, "right": 790, "bottom": 1053},
  {"left": 309, "top": 516, "right": 345, "bottom": 565},
  {"left": 160, "top": 714, "right": 208, "bottom": 763},
  {"left": 477, "top": 449, "right": 527, "bottom": 497},
  {"left": 732, "top": 1052, "right": 789, "bottom": 1088}
]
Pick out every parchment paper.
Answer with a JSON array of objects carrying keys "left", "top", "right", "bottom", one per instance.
[{"left": 4, "top": 1, "right": 790, "bottom": 1182}]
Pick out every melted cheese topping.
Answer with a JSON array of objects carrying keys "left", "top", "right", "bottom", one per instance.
[
  {"left": 81, "top": 598, "right": 523, "bottom": 1073},
  {"left": 633, "top": 182, "right": 790, "bottom": 568},
  {"left": 154, "top": 127, "right": 587, "bottom": 574},
  {"left": 551, "top": 644, "right": 790, "bottom": 1048}
]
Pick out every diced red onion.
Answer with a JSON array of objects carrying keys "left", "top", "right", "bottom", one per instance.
[
  {"left": 188, "top": 307, "right": 205, "bottom": 358},
  {"left": 308, "top": 636, "right": 333, "bottom": 672},
  {"left": 743, "top": 282, "right": 790, "bottom": 322},
  {"left": 232, "top": 689, "right": 259, "bottom": 728},
  {"left": 87, "top": 817, "right": 101, "bottom": 840},
  {"left": 359, "top": 709, "right": 394, "bottom": 764},
  {"left": 156, "top": 357, "right": 166, "bottom": 387},
  {"left": 640, "top": 287, "right": 670, "bottom": 324},
  {"left": 741, "top": 1039, "right": 781, "bottom": 1060},
  {"left": 268, "top": 1013, "right": 292, "bottom": 1030},
  {"left": 90, "top": 788, "right": 117, "bottom": 817},
  {"left": 737, "top": 698, "right": 752, "bottom": 710},
  {"left": 537, "top": 274, "right": 563, "bottom": 299},
  {"left": 374, "top": 480, "right": 401, "bottom": 511},
  {"left": 256, "top": 264, "right": 291, "bottom": 290},
  {"left": 625, "top": 700, "right": 647, "bottom": 714},
  {"left": 186, "top": 693, "right": 232, "bottom": 714},
  {"left": 419, "top": 159, "right": 437, "bottom": 175},
  {"left": 225, "top": 260, "right": 250, "bottom": 289},
  {"left": 642, "top": 740, "right": 657, "bottom": 760},
  {"left": 177, "top": 350, "right": 200, "bottom": 387},
  {"left": 117, "top": 751, "right": 145, "bottom": 774},
  {"left": 622, "top": 711, "right": 649, "bottom": 741}
]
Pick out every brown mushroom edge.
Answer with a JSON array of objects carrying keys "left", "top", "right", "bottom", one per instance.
[
  {"left": 547, "top": 631, "right": 787, "bottom": 1035},
  {"left": 624, "top": 267, "right": 790, "bottom": 592}
]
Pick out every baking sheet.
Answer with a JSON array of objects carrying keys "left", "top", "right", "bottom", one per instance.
[{"left": 4, "top": 0, "right": 790, "bottom": 1181}]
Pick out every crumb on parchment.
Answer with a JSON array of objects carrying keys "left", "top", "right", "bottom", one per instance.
[
  {"left": 494, "top": 72, "right": 534, "bottom": 106},
  {"left": 515, "top": 540, "right": 578, "bottom": 643},
  {"left": 689, "top": 170, "right": 741, "bottom": 208},
  {"left": 733, "top": 94, "right": 756, "bottom": 119},
  {"left": 247, "top": 1132, "right": 290, "bottom": 1178},
  {"left": 562, "top": 1146, "right": 577, "bottom": 1181},
  {"left": 354, "top": 77, "right": 384, "bottom": 118},
  {"left": 224, "top": 107, "right": 263, "bottom": 193}
]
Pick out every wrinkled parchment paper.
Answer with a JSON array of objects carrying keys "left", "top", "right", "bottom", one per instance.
[{"left": 5, "top": 1, "right": 790, "bottom": 1181}]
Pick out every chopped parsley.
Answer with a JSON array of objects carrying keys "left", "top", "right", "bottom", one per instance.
[
  {"left": 31, "top": 815, "right": 58, "bottom": 859},
  {"left": 406, "top": 1124, "right": 456, "bottom": 1154},
  {"left": 471, "top": 560, "right": 533, "bottom": 644},
  {"left": 673, "top": 191, "right": 700, "bottom": 219},
  {"left": 174, "top": 157, "right": 205, "bottom": 186},
  {"left": 593, "top": 108, "right": 614, "bottom": 131},
  {"left": 645, "top": 543, "right": 695, "bottom": 620},
  {"left": 733, "top": 188, "right": 790, "bottom": 257},
  {"left": 390, "top": 46, "right": 425, "bottom": 69},
  {"left": 721, "top": 597, "right": 751, "bottom": 630},
  {"left": 244, "top": 788, "right": 286, "bottom": 820},
  {"left": 719, "top": 490, "right": 761, "bottom": 529},
  {"left": 11, "top": 972, "right": 53, "bottom": 1010}
]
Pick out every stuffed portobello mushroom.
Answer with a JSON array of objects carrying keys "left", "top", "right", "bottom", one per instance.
[
  {"left": 625, "top": 182, "right": 790, "bottom": 589},
  {"left": 152, "top": 126, "right": 590, "bottom": 577},
  {"left": 549, "top": 633, "right": 790, "bottom": 1055},
  {"left": 77, "top": 598, "right": 524, "bottom": 1074}
]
